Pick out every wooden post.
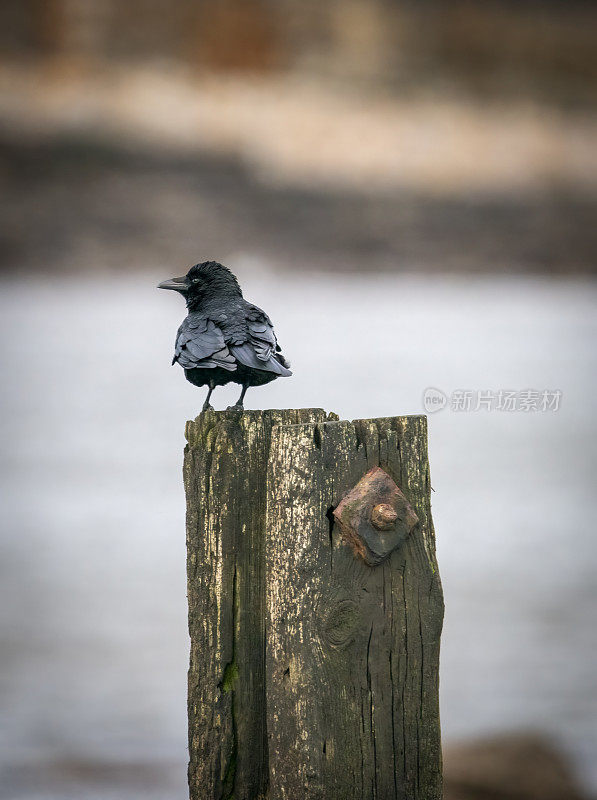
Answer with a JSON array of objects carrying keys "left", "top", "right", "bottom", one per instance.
[
  {"left": 184, "top": 410, "right": 443, "bottom": 800},
  {"left": 184, "top": 409, "right": 330, "bottom": 800}
]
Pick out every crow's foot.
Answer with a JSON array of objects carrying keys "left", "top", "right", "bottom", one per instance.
[
  {"left": 202, "top": 403, "right": 214, "bottom": 413},
  {"left": 226, "top": 403, "right": 244, "bottom": 411}
]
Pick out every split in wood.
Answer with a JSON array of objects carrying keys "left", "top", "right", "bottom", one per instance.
[{"left": 184, "top": 411, "right": 442, "bottom": 800}]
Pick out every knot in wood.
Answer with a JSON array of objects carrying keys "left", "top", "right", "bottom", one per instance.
[
  {"left": 371, "top": 503, "right": 398, "bottom": 530},
  {"left": 322, "top": 599, "right": 360, "bottom": 649}
]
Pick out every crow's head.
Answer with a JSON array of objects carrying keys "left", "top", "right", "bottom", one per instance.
[{"left": 158, "top": 261, "right": 242, "bottom": 308}]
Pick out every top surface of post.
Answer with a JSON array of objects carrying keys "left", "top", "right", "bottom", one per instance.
[{"left": 184, "top": 407, "right": 338, "bottom": 445}]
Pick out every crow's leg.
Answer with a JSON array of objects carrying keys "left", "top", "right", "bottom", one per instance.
[
  {"left": 202, "top": 381, "right": 215, "bottom": 412},
  {"left": 228, "top": 383, "right": 248, "bottom": 410}
]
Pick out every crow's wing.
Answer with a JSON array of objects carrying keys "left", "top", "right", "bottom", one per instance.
[
  {"left": 229, "top": 305, "right": 292, "bottom": 376},
  {"left": 173, "top": 314, "right": 237, "bottom": 372}
]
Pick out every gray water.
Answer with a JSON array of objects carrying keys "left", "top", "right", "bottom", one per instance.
[{"left": 1, "top": 266, "right": 596, "bottom": 798}]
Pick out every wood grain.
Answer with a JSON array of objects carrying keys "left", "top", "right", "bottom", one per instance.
[
  {"left": 265, "top": 416, "right": 443, "bottom": 800},
  {"left": 184, "top": 410, "right": 442, "bottom": 800},
  {"left": 184, "top": 409, "right": 329, "bottom": 800}
]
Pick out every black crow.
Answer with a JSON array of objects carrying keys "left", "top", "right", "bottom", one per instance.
[{"left": 158, "top": 261, "right": 292, "bottom": 410}]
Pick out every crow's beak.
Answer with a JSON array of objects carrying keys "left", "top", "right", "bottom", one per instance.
[{"left": 158, "top": 276, "right": 189, "bottom": 292}]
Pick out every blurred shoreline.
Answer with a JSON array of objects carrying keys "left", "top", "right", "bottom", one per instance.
[
  {"left": 1, "top": 66, "right": 596, "bottom": 278},
  {"left": 2, "top": 63, "right": 597, "bottom": 194}
]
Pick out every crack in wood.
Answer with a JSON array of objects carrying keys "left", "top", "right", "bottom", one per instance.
[{"left": 185, "top": 410, "right": 442, "bottom": 800}]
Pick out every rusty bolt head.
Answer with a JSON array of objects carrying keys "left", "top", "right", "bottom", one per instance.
[
  {"left": 333, "top": 467, "right": 419, "bottom": 566},
  {"left": 371, "top": 503, "right": 398, "bottom": 530}
]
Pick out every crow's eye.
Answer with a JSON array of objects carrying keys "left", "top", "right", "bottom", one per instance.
[{"left": 192, "top": 278, "right": 200, "bottom": 284}]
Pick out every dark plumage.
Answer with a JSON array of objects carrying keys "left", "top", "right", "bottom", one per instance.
[{"left": 158, "top": 261, "right": 292, "bottom": 410}]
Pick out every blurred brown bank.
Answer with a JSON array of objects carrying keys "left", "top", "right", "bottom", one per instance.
[{"left": 1, "top": 0, "right": 596, "bottom": 277}]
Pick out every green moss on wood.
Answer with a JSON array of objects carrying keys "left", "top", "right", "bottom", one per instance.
[{"left": 222, "top": 661, "right": 239, "bottom": 694}]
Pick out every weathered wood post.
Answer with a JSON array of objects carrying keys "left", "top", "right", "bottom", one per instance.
[
  {"left": 184, "top": 409, "right": 443, "bottom": 800},
  {"left": 184, "top": 409, "right": 329, "bottom": 800}
]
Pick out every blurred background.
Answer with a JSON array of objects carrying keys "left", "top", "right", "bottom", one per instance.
[{"left": 0, "top": 1, "right": 596, "bottom": 799}]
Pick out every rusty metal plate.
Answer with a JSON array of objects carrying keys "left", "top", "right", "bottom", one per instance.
[{"left": 333, "top": 466, "right": 419, "bottom": 566}]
